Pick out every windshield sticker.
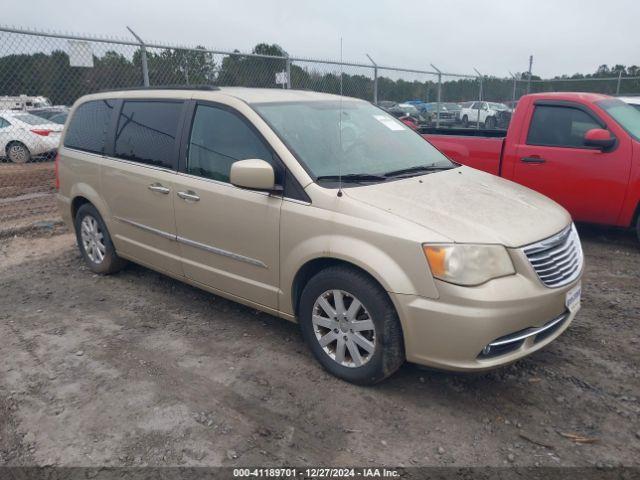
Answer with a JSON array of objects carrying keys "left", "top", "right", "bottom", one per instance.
[{"left": 374, "top": 115, "right": 406, "bottom": 131}]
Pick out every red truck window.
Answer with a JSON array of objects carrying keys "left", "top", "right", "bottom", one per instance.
[{"left": 527, "top": 105, "right": 601, "bottom": 148}]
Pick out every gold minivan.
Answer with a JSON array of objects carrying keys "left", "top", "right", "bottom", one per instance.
[{"left": 57, "top": 87, "right": 584, "bottom": 384}]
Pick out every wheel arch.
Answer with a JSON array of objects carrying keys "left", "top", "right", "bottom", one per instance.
[
  {"left": 68, "top": 183, "right": 111, "bottom": 225},
  {"left": 291, "top": 257, "right": 398, "bottom": 319}
]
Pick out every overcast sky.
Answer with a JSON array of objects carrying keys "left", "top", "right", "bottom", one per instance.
[{"left": 3, "top": 0, "right": 638, "bottom": 78}]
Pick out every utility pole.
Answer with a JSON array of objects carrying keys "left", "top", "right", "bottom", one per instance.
[
  {"left": 527, "top": 55, "right": 533, "bottom": 94},
  {"left": 127, "top": 26, "right": 150, "bottom": 87}
]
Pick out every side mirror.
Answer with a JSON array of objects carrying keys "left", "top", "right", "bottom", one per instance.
[
  {"left": 584, "top": 128, "right": 615, "bottom": 151},
  {"left": 230, "top": 159, "right": 276, "bottom": 191}
]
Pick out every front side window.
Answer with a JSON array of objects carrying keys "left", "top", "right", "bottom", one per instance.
[
  {"left": 527, "top": 105, "right": 601, "bottom": 148},
  {"left": 0, "top": 117, "right": 9, "bottom": 128},
  {"left": 187, "top": 104, "right": 274, "bottom": 183},
  {"left": 115, "top": 100, "right": 182, "bottom": 169},
  {"left": 64, "top": 99, "right": 115, "bottom": 154},
  {"left": 253, "top": 100, "right": 454, "bottom": 183}
]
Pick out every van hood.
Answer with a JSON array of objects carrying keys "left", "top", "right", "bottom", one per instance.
[{"left": 344, "top": 166, "right": 571, "bottom": 248}]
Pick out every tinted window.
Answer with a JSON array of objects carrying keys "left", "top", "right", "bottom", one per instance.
[
  {"left": 64, "top": 99, "right": 114, "bottom": 154},
  {"left": 115, "top": 101, "right": 182, "bottom": 169},
  {"left": 187, "top": 104, "right": 274, "bottom": 183},
  {"left": 527, "top": 105, "right": 601, "bottom": 148},
  {"left": 0, "top": 117, "right": 9, "bottom": 128}
]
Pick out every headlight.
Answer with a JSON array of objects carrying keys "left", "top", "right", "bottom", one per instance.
[{"left": 423, "top": 244, "right": 515, "bottom": 286}]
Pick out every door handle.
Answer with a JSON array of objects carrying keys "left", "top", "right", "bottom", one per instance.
[
  {"left": 177, "top": 190, "right": 200, "bottom": 202},
  {"left": 148, "top": 183, "right": 171, "bottom": 194},
  {"left": 521, "top": 157, "right": 546, "bottom": 164}
]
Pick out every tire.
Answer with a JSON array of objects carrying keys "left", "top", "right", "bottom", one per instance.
[
  {"left": 299, "top": 266, "right": 405, "bottom": 385},
  {"left": 636, "top": 215, "right": 640, "bottom": 244},
  {"left": 74, "top": 203, "right": 127, "bottom": 274},
  {"left": 485, "top": 116, "right": 496, "bottom": 129},
  {"left": 461, "top": 115, "right": 469, "bottom": 128},
  {"left": 6, "top": 142, "right": 31, "bottom": 164}
]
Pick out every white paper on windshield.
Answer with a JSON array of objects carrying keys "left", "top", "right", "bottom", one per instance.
[{"left": 374, "top": 115, "right": 405, "bottom": 131}]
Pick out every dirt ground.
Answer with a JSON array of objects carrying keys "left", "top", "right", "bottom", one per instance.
[
  {"left": 0, "top": 161, "right": 57, "bottom": 231},
  {"left": 0, "top": 223, "right": 638, "bottom": 468}
]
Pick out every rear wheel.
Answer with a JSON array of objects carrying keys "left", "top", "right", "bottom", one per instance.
[
  {"left": 6, "top": 142, "right": 31, "bottom": 164},
  {"left": 299, "top": 266, "right": 405, "bottom": 384},
  {"left": 461, "top": 115, "right": 469, "bottom": 128},
  {"left": 74, "top": 203, "right": 127, "bottom": 274}
]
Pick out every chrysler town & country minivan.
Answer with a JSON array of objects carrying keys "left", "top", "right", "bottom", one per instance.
[{"left": 56, "top": 87, "right": 584, "bottom": 384}]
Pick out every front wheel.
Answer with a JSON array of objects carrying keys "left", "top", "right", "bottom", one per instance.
[
  {"left": 74, "top": 203, "right": 127, "bottom": 274},
  {"left": 485, "top": 116, "right": 496, "bottom": 129},
  {"left": 461, "top": 115, "right": 469, "bottom": 128},
  {"left": 636, "top": 215, "right": 640, "bottom": 244},
  {"left": 299, "top": 266, "right": 405, "bottom": 384}
]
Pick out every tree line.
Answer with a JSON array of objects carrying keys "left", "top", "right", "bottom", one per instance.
[{"left": 1, "top": 42, "right": 639, "bottom": 106}]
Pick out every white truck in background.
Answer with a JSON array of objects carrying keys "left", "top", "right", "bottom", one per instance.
[{"left": 0, "top": 95, "right": 53, "bottom": 111}]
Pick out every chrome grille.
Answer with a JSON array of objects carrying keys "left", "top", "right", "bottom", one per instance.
[{"left": 523, "top": 224, "right": 583, "bottom": 288}]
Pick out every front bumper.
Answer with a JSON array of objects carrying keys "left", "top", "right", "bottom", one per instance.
[{"left": 391, "top": 248, "right": 582, "bottom": 371}]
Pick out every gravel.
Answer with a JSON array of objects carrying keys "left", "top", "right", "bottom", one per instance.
[{"left": 0, "top": 224, "right": 639, "bottom": 467}]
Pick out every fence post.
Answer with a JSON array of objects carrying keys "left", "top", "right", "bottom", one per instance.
[
  {"left": 366, "top": 54, "right": 378, "bottom": 104},
  {"left": 127, "top": 26, "right": 149, "bottom": 87},
  {"left": 431, "top": 64, "right": 442, "bottom": 129},
  {"left": 285, "top": 54, "right": 292, "bottom": 89},
  {"left": 526, "top": 55, "right": 533, "bottom": 94},
  {"left": 474, "top": 68, "right": 483, "bottom": 131},
  {"left": 616, "top": 70, "right": 622, "bottom": 95}
]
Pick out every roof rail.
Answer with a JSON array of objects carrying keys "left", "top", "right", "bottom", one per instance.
[{"left": 99, "top": 85, "right": 220, "bottom": 93}]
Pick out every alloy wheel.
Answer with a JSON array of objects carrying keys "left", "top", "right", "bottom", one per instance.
[
  {"left": 80, "top": 215, "right": 106, "bottom": 264},
  {"left": 311, "top": 289, "right": 376, "bottom": 368}
]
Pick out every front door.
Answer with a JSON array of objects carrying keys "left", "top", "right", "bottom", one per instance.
[
  {"left": 512, "top": 102, "right": 631, "bottom": 225},
  {"left": 173, "top": 102, "right": 282, "bottom": 309}
]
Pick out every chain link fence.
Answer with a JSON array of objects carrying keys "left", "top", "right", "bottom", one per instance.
[{"left": 2, "top": 24, "right": 640, "bottom": 232}]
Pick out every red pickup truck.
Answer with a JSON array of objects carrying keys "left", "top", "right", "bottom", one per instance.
[{"left": 422, "top": 92, "right": 640, "bottom": 240}]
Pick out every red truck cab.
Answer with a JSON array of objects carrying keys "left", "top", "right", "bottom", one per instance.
[{"left": 424, "top": 93, "right": 640, "bottom": 237}]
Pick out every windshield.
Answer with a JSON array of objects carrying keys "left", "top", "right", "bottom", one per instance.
[
  {"left": 597, "top": 98, "right": 640, "bottom": 141},
  {"left": 253, "top": 100, "right": 455, "bottom": 182}
]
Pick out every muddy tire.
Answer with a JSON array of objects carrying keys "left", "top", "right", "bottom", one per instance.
[
  {"left": 299, "top": 266, "right": 405, "bottom": 385},
  {"left": 6, "top": 142, "right": 31, "bottom": 164},
  {"left": 74, "top": 203, "right": 127, "bottom": 275}
]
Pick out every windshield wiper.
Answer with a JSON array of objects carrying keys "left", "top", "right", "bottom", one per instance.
[
  {"left": 316, "top": 173, "right": 387, "bottom": 183},
  {"left": 383, "top": 164, "right": 455, "bottom": 178}
]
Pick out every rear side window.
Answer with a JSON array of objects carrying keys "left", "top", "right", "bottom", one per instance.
[
  {"left": 114, "top": 100, "right": 182, "bottom": 169},
  {"left": 64, "top": 99, "right": 115, "bottom": 154},
  {"left": 527, "top": 105, "right": 601, "bottom": 148},
  {"left": 187, "top": 104, "right": 274, "bottom": 183}
]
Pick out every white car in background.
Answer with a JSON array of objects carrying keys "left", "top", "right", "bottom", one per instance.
[
  {"left": 459, "top": 101, "right": 509, "bottom": 129},
  {"left": 619, "top": 96, "right": 640, "bottom": 111},
  {"left": 0, "top": 110, "right": 62, "bottom": 163}
]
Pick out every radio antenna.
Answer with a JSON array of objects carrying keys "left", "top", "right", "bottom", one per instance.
[{"left": 337, "top": 37, "right": 344, "bottom": 197}]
